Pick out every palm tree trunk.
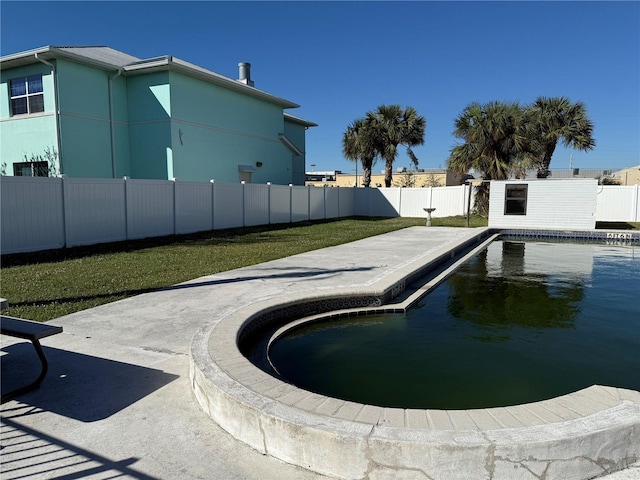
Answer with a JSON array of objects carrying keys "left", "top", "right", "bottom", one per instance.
[
  {"left": 362, "top": 166, "right": 372, "bottom": 187},
  {"left": 384, "top": 158, "right": 393, "bottom": 187},
  {"left": 536, "top": 142, "right": 557, "bottom": 178}
]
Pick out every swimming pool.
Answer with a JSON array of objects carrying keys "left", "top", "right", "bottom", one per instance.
[{"left": 269, "top": 239, "right": 640, "bottom": 409}]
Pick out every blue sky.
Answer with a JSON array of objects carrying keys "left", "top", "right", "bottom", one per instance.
[{"left": 2, "top": 1, "right": 638, "bottom": 174}]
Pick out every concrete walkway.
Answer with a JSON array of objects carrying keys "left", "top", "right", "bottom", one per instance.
[{"left": 1, "top": 227, "right": 638, "bottom": 479}]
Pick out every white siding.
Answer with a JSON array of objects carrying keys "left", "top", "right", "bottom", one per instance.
[{"left": 489, "top": 180, "right": 598, "bottom": 229}]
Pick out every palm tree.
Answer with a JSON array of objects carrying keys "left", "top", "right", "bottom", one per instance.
[
  {"left": 527, "top": 97, "right": 595, "bottom": 178},
  {"left": 342, "top": 118, "right": 377, "bottom": 187},
  {"left": 367, "top": 105, "right": 426, "bottom": 187},
  {"left": 447, "top": 101, "right": 531, "bottom": 215}
]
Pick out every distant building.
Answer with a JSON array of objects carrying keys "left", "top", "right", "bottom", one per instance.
[
  {"left": 613, "top": 165, "right": 640, "bottom": 185},
  {"left": 522, "top": 168, "right": 618, "bottom": 181},
  {"left": 1, "top": 46, "right": 316, "bottom": 185},
  {"left": 305, "top": 168, "right": 464, "bottom": 187},
  {"left": 305, "top": 170, "right": 342, "bottom": 183}
]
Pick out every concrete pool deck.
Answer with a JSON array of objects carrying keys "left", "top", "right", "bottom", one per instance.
[{"left": 1, "top": 226, "right": 639, "bottom": 479}]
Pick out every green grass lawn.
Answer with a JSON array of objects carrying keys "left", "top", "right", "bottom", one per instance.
[{"left": 1, "top": 216, "right": 487, "bottom": 322}]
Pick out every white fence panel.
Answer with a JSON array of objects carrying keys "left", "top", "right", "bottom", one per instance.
[
  {"left": 214, "top": 182, "right": 244, "bottom": 229},
  {"left": 353, "top": 188, "right": 370, "bottom": 216},
  {"left": 126, "top": 180, "right": 175, "bottom": 239},
  {"left": 270, "top": 184, "right": 292, "bottom": 224},
  {"left": 1, "top": 176, "right": 65, "bottom": 254},
  {"left": 291, "top": 186, "right": 310, "bottom": 223},
  {"left": 338, "top": 188, "right": 355, "bottom": 217},
  {"left": 175, "top": 180, "right": 213, "bottom": 235},
  {"left": 244, "top": 184, "right": 269, "bottom": 227},
  {"left": 3, "top": 176, "right": 635, "bottom": 256},
  {"left": 431, "top": 185, "right": 469, "bottom": 217},
  {"left": 325, "top": 188, "right": 340, "bottom": 218},
  {"left": 64, "top": 177, "right": 126, "bottom": 247},
  {"left": 398, "top": 188, "right": 431, "bottom": 217},
  {"left": 369, "top": 188, "right": 401, "bottom": 217},
  {"left": 596, "top": 185, "right": 639, "bottom": 222},
  {"left": 309, "top": 187, "right": 325, "bottom": 220}
]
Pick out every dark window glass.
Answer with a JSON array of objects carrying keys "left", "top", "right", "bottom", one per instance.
[
  {"left": 504, "top": 184, "right": 528, "bottom": 215},
  {"left": 11, "top": 98, "right": 28, "bottom": 115},
  {"left": 10, "top": 79, "right": 26, "bottom": 97},
  {"left": 9, "top": 75, "right": 44, "bottom": 115},
  {"left": 27, "top": 75, "right": 43, "bottom": 93},
  {"left": 29, "top": 94, "right": 45, "bottom": 113}
]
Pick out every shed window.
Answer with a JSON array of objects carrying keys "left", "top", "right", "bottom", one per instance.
[
  {"left": 9, "top": 75, "right": 44, "bottom": 116},
  {"left": 504, "top": 184, "right": 528, "bottom": 215}
]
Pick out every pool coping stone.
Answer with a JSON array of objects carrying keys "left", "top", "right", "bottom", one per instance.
[{"left": 190, "top": 227, "right": 640, "bottom": 480}]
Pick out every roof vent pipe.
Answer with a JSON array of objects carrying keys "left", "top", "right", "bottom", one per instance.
[{"left": 238, "top": 62, "right": 254, "bottom": 87}]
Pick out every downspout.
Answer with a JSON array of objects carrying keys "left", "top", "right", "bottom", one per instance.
[
  {"left": 34, "top": 53, "right": 62, "bottom": 174},
  {"left": 108, "top": 69, "right": 123, "bottom": 178}
]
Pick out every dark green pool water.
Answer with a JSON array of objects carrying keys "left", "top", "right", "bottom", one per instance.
[{"left": 268, "top": 240, "right": 640, "bottom": 409}]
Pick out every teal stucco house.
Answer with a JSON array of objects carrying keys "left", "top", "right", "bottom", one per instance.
[{"left": 0, "top": 46, "right": 316, "bottom": 185}]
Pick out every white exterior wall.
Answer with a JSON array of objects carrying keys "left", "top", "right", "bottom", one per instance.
[{"left": 488, "top": 180, "right": 598, "bottom": 230}]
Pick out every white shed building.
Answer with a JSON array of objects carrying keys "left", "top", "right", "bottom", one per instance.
[{"left": 488, "top": 179, "right": 598, "bottom": 230}]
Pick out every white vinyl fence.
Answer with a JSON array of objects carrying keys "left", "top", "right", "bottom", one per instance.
[
  {"left": 1, "top": 176, "right": 636, "bottom": 255},
  {"left": 595, "top": 184, "right": 640, "bottom": 222}
]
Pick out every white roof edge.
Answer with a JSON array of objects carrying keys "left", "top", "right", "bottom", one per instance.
[
  {"left": 284, "top": 112, "right": 318, "bottom": 127},
  {"left": 1, "top": 45, "right": 135, "bottom": 71},
  {"left": 0, "top": 45, "right": 52, "bottom": 62},
  {"left": 1, "top": 46, "right": 301, "bottom": 110},
  {"left": 124, "top": 56, "right": 300, "bottom": 109}
]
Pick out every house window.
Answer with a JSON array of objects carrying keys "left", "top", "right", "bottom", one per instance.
[
  {"left": 9, "top": 75, "right": 44, "bottom": 116},
  {"left": 13, "top": 161, "right": 48, "bottom": 177},
  {"left": 504, "top": 184, "right": 528, "bottom": 215}
]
